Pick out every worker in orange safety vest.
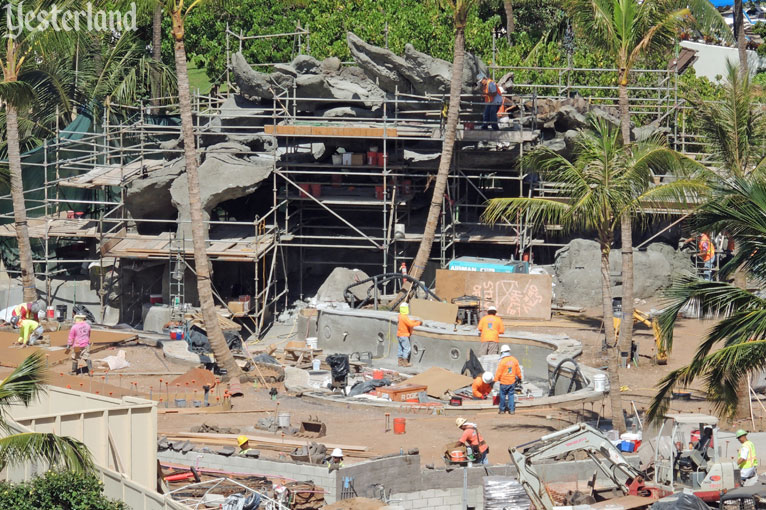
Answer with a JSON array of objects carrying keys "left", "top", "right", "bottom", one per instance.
[{"left": 478, "top": 73, "right": 504, "bottom": 130}]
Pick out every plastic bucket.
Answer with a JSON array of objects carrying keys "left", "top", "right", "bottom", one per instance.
[
  {"left": 310, "top": 183, "right": 322, "bottom": 197},
  {"left": 367, "top": 152, "right": 377, "bottom": 165},
  {"left": 306, "top": 337, "right": 318, "bottom": 349},
  {"left": 593, "top": 373, "right": 607, "bottom": 392},
  {"left": 312, "top": 359, "right": 321, "bottom": 371},
  {"left": 393, "top": 418, "right": 406, "bottom": 434},
  {"left": 47, "top": 306, "right": 54, "bottom": 319},
  {"left": 331, "top": 154, "right": 342, "bottom": 165},
  {"left": 372, "top": 369, "right": 384, "bottom": 380},
  {"left": 56, "top": 305, "right": 67, "bottom": 322},
  {"left": 277, "top": 412, "right": 290, "bottom": 428}
]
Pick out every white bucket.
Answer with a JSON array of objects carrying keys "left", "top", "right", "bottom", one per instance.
[
  {"left": 593, "top": 373, "right": 607, "bottom": 392},
  {"left": 331, "top": 154, "right": 342, "bottom": 166},
  {"left": 277, "top": 412, "right": 290, "bottom": 428},
  {"left": 312, "top": 359, "right": 321, "bottom": 371},
  {"left": 306, "top": 337, "right": 318, "bottom": 349}
]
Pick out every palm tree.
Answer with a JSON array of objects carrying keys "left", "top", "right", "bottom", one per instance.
[
  {"left": 647, "top": 65, "right": 766, "bottom": 422},
  {"left": 483, "top": 117, "right": 706, "bottom": 432},
  {"left": 563, "top": 0, "right": 730, "bottom": 364},
  {"left": 0, "top": 352, "right": 93, "bottom": 472},
  {"left": 408, "top": 0, "right": 479, "bottom": 283},
  {"left": 168, "top": 0, "right": 244, "bottom": 381},
  {"left": 647, "top": 178, "right": 766, "bottom": 421},
  {"left": 734, "top": 0, "right": 747, "bottom": 79},
  {"left": 0, "top": 0, "right": 71, "bottom": 303}
]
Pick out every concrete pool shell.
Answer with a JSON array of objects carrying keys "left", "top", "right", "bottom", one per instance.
[{"left": 297, "top": 308, "right": 608, "bottom": 409}]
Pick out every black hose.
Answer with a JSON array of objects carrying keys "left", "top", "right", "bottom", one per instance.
[{"left": 548, "top": 357, "right": 585, "bottom": 396}]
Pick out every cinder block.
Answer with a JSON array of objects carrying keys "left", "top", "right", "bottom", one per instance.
[
  {"left": 449, "top": 505, "right": 464, "bottom": 510},
  {"left": 443, "top": 495, "right": 461, "bottom": 505},
  {"left": 427, "top": 497, "right": 443, "bottom": 506},
  {"left": 410, "top": 497, "right": 429, "bottom": 509},
  {"left": 398, "top": 500, "right": 413, "bottom": 509},
  {"left": 432, "top": 489, "right": 450, "bottom": 498}
]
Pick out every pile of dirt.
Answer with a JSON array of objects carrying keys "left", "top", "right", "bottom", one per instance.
[{"left": 322, "top": 497, "right": 385, "bottom": 510}]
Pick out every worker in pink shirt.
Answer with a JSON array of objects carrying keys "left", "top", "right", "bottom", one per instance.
[{"left": 66, "top": 314, "right": 92, "bottom": 376}]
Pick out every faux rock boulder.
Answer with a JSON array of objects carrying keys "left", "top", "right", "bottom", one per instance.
[
  {"left": 231, "top": 52, "right": 295, "bottom": 101},
  {"left": 169, "top": 142, "right": 274, "bottom": 236}
]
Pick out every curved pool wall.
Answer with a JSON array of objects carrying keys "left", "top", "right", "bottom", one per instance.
[{"left": 297, "top": 308, "right": 607, "bottom": 407}]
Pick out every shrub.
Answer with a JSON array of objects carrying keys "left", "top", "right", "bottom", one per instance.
[{"left": 0, "top": 471, "right": 128, "bottom": 510}]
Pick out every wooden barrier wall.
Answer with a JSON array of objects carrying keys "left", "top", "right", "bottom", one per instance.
[{"left": 435, "top": 269, "right": 552, "bottom": 320}]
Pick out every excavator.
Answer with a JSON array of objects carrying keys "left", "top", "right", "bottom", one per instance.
[
  {"left": 613, "top": 309, "right": 668, "bottom": 365},
  {"left": 509, "top": 419, "right": 738, "bottom": 510}
]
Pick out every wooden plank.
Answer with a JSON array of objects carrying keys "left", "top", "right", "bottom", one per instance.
[
  {"left": 404, "top": 367, "right": 473, "bottom": 398},
  {"left": 409, "top": 298, "right": 458, "bottom": 323},
  {"left": 435, "top": 269, "right": 553, "bottom": 320},
  {"left": 168, "top": 432, "right": 368, "bottom": 451}
]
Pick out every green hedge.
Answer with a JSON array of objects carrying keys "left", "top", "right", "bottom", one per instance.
[{"left": 0, "top": 471, "right": 128, "bottom": 510}]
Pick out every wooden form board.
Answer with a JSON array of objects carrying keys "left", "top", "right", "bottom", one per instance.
[
  {"left": 409, "top": 298, "right": 458, "bottom": 323},
  {"left": 435, "top": 269, "right": 552, "bottom": 320},
  {"left": 404, "top": 367, "right": 473, "bottom": 398},
  {"left": 264, "top": 124, "right": 398, "bottom": 138}
]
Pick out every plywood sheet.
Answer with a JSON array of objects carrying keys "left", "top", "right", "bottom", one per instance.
[
  {"left": 404, "top": 367, "right": 473, "bottom": 399},
  {"left": 409, "top": 298, "right": 458, "bottom": 323},
  {"left": 435, "top": 269, "right": 552, "bottom": 320}
]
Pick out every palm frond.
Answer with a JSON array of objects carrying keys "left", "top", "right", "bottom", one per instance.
[
  {"left": 0, "top": 352, "right": 47, "bottom": 411},
  {"left": 0, "top": 82, "right": 36, "bottom": 110},
  {"left": 0, "top": 432, "right": 92, "bottom": 473}
]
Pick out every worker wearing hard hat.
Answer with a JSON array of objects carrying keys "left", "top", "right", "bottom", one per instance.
[
  {"left": 66, "top": 314, "right": 92, "bottom": 376},
  {"left": 477, "top": 305, "right": 504, "bottom": 356},
  {"left": 327, "top": 448, "right": 344, "bottom": 471},
  {"left": 495, "top": 344, "right": 522, "bottom": 414},
  {"left": 15, "top": 317, "right": 43, "bottom": 347},
  {"left": 237, "top": 435, "right": 256, "bottom": 456},
  {"left": 736, "top": 429, "right": 758, "bottom": 485},
  {"left": 456, "top": 417, "right": 489, "bottom": 464},
  {"left": 11, "top": 301, "right": 40, "bottom": 323},
  {"left": 397, "top": 303, "right": 421, "bottom": 367},
  {"left": 472, "top": 371, "right": 495, "bottom": 399}
]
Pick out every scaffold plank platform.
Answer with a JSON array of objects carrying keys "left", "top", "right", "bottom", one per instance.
[
  {"left": 264, "top": 124, "right": 398, "bottom": 137},
  {"left": 60, "top": 159, "right": 165, "bottom": 188},
  {"left": 101, "top": 232, "right": 276, "bottom": 262},
  {"left": 0, "top": 217, "right": 100, "bottom": 238}
]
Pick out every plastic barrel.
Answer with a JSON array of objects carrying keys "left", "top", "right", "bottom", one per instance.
[
  {"left": 593, "top": 373, "right": 607, "bottom": 392},
  {"left": 393, "top": 418, "right": 406, "bottom": 435},
  {"left": 277, "top": 412, "right": 290, "bottom": 428}
]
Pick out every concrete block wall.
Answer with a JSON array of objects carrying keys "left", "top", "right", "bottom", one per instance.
[
  {"left": 391, "top": 486, "right": 484, "bottom": 510},
  {"left": 158, "top": 450, "right": 338, "bottom": 502}
]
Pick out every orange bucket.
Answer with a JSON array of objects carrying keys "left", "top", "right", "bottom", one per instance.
[
  {"left": 449, "top": 450, "right": 467, "bottom": 462},
  {"left": 372, "top": 370, "right": 384, "bottom": 380},
  {"left": 393, "top": 418, "right": 406, "bottom": 434}
]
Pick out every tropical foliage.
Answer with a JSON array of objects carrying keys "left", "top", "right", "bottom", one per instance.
[
  {"left": 0, "top": 353, "right": 93, "bottom": 473},
  {"left": 0, "top": 471, "right": 125, "bottom": 510}
]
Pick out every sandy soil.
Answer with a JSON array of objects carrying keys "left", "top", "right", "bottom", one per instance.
[{"left": 48, "top": 298, "right": 758, "bottom": 468}]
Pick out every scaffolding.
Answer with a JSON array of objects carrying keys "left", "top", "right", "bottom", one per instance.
[{"left": 0, "top": 46, "right": 708, "bottom": 332}]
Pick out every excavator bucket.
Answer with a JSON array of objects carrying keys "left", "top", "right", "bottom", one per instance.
[{"left": 298, "top": 416, "right": 326, "bottom": 438}]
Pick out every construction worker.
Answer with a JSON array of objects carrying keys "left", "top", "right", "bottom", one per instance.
[
  {"left": 472, "top": 371, "right": 494, "bottom": 399},
  {"left": 495, "top": 344, "right": 522, "bottom": 415},
  {"left": 237, "top": 435, "right": 256, "bottom": 456},
  {"left": 684, "top": 233, "right": 715, "bottom": 280},
  {"left": 397, "top": 303, "right": 421, "bottom": 367},
  {"left": 11, "top": 301, "right": 40, "bottom": 322},
  {"left": 15, "top": 317, "right": 42, "bottom": 347},
  {"left": 456, "top": 417, "right": 489, "bottom": 464},
  {"left": 66, "top": 314, "right": 92, "bottom": 376},
  {"left": 478, "top": 73, "right": 503, "bottom": 131},
  {"left": 327, "top": 448, "right": 344, "bottom": 471},
  {"left": 736, "top": 429, "right": 758, "bottom": 485},
  {"left": 477, "top": 305, "right": 504, "bottom": 356}
]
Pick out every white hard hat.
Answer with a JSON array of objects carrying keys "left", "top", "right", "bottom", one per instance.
[
  {"left": 500, "top": 344, "right": 511, "bottom": 354},
  {"left": 488, "top": 305, "right": 497, "bottom": 312},
  {"left": 482, "top": 371, "right": 494, "bottom": 384},
  {"left": 399, "top": 303, "right": 409, "bottom": 313},
  {"left": 331, "top": 448, "right": 343, "bottom": 458},
  {"left": 455, "top": 417, "right": 467, "bottom": 428}
]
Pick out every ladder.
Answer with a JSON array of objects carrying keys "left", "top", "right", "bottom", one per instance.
[{"left": 169, "top": 234, "right": 185, "bottom": 321}]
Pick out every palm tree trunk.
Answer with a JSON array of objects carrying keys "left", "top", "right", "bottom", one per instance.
[
  {"left": 408, "top": 27, "right": 465, "bottom": 282},
  {"left": 734, "top": 0, "right": 748, "bottom": 79},
  {"left": 171, "top": 10, "right": 244, "bottom": 381},
  {"left": 6, "top": 104, "right": 37, "bottom": 303},
  {"left": 601, "top": 242, "right": 627, "bottom": 433},
  {"left": 503, "top": 0, "right": 514, "bottom": 44},
  {"left": 617, "top": 78, "right": 635, "bottom": 361},
  {"left": 618, "top": 81, "right": 630, "bottom": 145},
  {"left": 151, "top": 3, "right": 163, "bottom": 112}
]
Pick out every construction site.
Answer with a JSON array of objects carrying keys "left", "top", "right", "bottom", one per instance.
[{"left": 0, "top": 28, "right": 763, "bottom": 510}]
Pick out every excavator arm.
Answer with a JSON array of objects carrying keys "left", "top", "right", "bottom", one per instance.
[
  {"left": 509, "top": 424, "right": 647, "bottom": 510},
  {"left": 614, "top": 310, "right": 668, "bottom": 365}
]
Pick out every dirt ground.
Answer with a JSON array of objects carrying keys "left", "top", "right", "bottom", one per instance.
[{"left": 40, "top": 297, "right": 759, "bottom": 468}]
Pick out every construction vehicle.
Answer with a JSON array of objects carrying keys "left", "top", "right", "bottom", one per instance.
[
  {"left": 613, "top": 307, "right": 668, "bottom": 365},
  {"left": 719, "top": 485, "right": 766, "bottom": 510},
  {"left": 509, "top": 423, "right": 670, "bottom": 510},
  {"left": 651, "top": 414, "right": 739, "bottom": 502},
  {"left": 509, "top": 417, "right": 739, "bottom": 510}
]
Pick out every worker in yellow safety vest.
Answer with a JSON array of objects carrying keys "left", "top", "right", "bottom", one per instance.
[
  {"left": 237, "top": 435, "right": 256, "bottom": 456},
  {"left": 736, "top": 429, "right": 758, "bottom": 485}
]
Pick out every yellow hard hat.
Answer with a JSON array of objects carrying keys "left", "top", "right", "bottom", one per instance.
[
  {"left": 400, "top": 303, "right": 409, "bottom": 314},
  {"left": 455, "top": 417, "right": 466, "bottom": 428},
  {"left": 237, "top": 435, "right": 249, "bottom": 446}
]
